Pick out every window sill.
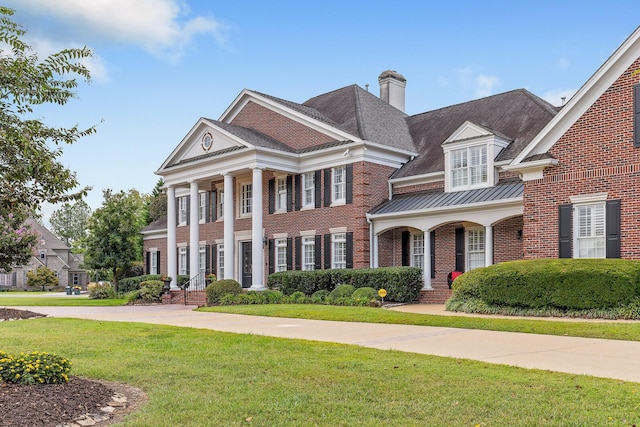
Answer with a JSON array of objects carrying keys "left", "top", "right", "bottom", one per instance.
[{"left": 330, "top": 200, "right": 346, "bottom": 207}]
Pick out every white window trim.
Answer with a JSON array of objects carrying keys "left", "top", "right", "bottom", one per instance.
[
  {"left": 331, "top": 233, "right": 347, "bottom": 269},
  {"left": 331, "top": 165, "right": 346, "bottom": 206},
  {"left": 178, "top": 246, "right": 188, "bottom": 276},
  {"left": 302, "top": 236, "right": 315, "bottom": 271},
  {"left": 275, "top": 238, "right": 288, "bottom": 272},
  {"left": 198, "top": 192, "right": 207, "bottom": 224},
  {"left": 275, "top": 175, "right": 288, "bottom": 213},
  {"left": 410, "top": 233, "right": 424, "bottom": 268},
  {"left": 150, "top": 250, "right": 159, "bottom": 275},
  {"left": 301, "top": 171, "right": 315, "bottom": 210},
  {"left": 198, "top": 245, "right": 207, "bottom": 273},
  {"left": 238, "top": 180, "right": 252, "bottom": 218},
  {"left": 217, "top": 244, "right": 225, "bottom": 279},
  {"left": 215, "top": 184, "right": 224, "bottom": 221},
  {"left": 466, "top": 227, "right": 486, "bottom": 271},
  {"left": 178, "top": 196, "right": 188, "bottom": 226},
  {"left": 573, "top": 202, "right": 606, "bottom": 259}
]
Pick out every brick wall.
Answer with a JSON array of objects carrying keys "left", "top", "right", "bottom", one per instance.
[{"left": 523, "top": 57, "right": 640, "bottom": 259}]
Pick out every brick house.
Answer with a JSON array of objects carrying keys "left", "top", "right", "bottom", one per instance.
[
  {"left": 0, "top": 218, "right": 88, "bottom": 289},
  {"left": 146, "top": 27, "right": 640, "bottom": 303}
]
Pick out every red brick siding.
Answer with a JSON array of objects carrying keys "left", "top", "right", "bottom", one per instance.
[
  {"left": 523, "top": 57, "right": 640, "bottom": 259},
  {"left": 231, "top": 101, "right": 335, "bottom": 151}
]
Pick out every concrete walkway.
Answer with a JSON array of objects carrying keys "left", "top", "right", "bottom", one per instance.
[{"left": 10, "top": 304, "right": 640, "bottom": 383}]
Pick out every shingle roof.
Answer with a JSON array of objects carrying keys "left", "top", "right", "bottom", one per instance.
[
  {"left": 393, "top": 89, "right": 557, "bottom": 179},
  {"left": 370, "top": 179, "right": 523, "bottom": 215},
  {"left": 142, "top": 216, "right": 167, "bottom": 233}
]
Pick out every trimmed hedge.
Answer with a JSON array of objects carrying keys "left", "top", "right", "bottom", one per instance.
[
  {"left": 267, "top": 267, "right": 422, "bottom": 303},
  {"left": 206, "top": 279, "right": 242, "bottom": 304},
  {"left": 450, "top": 259, "right": 640, "bottom": 310},
  {"left": 118, "top": 274, "right": 189, "bottom": 294}
]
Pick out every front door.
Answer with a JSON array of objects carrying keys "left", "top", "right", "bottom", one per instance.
[{"left": 241, "top": 241, "right": 252, "bottom": 288}]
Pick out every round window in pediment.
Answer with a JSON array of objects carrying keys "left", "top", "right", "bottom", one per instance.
[{"left": 201, "top": 132, "right": 213, "bottom": 152}]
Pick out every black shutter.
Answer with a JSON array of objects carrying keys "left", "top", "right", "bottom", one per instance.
[
  {"left": 175, "top": 198, "right": 180, "bottom": 225},
  {"left": 286, "top": 237, "right": 293, "bottom": 270},
  {"left": 145, "top": 252, "right": 150, "bottom": 275},
  {"left": 268, "top": 179, "right": 275, "bottom": 214},
  {"left": 324, "top": 169, "right": 331, "bottom": 207},
  {"left": 213, "top": 245, "right": 218, "bottom": 274},
  {"left": 345, "top": 164, "right": 353, "bottom": 205},
  {"left": 157, "top": 251, "right": 161, "bottom": 275},
  {"left": 324, "top": 234, "right": 331, "bottom": 269},
  {"left": 286, "top": 176, "right": 293, "bottom": 212},
  {"left": 559, "top": 204, "right": 572, "bottom": 258},
  {"left": 606, "top": 199, "right": 621, "bottom": 258},
  {"left": 268, "top": 239, "right": 275, "bottom": 274},
  {"left": 294, "top": 174, "right": 302, "bottom": 211},
  {"left": 186, "top": 196, "right": 191, "bottom": 225},
  {"left": 430, "top": 230, "right": 436, "bottom": 279},
  {"left": 314, "top": 235, "right": 322, "bottom": 270},
  {"left": 634, "top": 84, "right": 640, "bottom": 147},
  {"left": 455, "top": 228, "right": 465, "bottom": 272},
  {"left": 314, "top": 170, "right": 322, "bottom": 208},
  {"left": 205, "top": 245, "right": 211, "bottom": 275},
  {"left": 401, "top": 231, "right": 410, "bottom": 266},
  {"left": 295, "top": 237, "right": 302, "bottom": 270},
  {"left": 205, "top": 192, "right": 211, "bottom": 223},
  {"left": 346, "top": 232, "right": 353, "bottom": 269},
  {"left": 186, "top": 246, "right": 190, "bottom": 276},
  {"left": 211, "top": 191, "right": 217, "bottom": 222}
]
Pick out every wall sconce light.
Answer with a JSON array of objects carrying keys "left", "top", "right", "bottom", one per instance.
[
  {"left": 516, "top": 230, "right": 523, "bottom": 241},
  {"left": 263, "top": 235, "right": 268, "bottom": 247}
]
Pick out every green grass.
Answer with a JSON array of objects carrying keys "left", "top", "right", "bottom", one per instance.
[
  {"left": 198, "top": 304, "right": 640, "bottom": 342},
  {"left": 0, "top": 296, "right": 126, "bottom": 306},
  {"left": 1, "top": 318, "right": 639, "bottom": 426}
]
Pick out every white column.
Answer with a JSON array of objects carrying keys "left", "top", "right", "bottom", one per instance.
[
  {"left": 372, "top": 233, "right": 379, "bottom": 268},
  {"left": 166, "top": 186, "right": 178, "bottom": 289},
  {"left": 223, "top": 174, "right": 235, "bottom": 280},
  {"left": 423, "top": 230, "right": 433, "bottom": 289},
  {"left": 485, "top": 225, "right": 493, "bottom": 267},
  {"left": 251, "top": 168, "right": 264, "bottom": 289},
  {"left": 189, "top": 182, "right": 200, "bottom": 279}
]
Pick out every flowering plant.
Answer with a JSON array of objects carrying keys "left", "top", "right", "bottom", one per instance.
[
  {"left": 206, "top": 273, "right": 217, "bottom": 281},
  {"left": 0, "top": 350, "right": 71, "bottom": 385},
  {"left": 0, "top": 213, "right": 38, "bottom": 273}
]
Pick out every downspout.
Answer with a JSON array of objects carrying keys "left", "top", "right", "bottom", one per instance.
[{"left": 366, "top": 213, "right": 374, "bottom": 268}]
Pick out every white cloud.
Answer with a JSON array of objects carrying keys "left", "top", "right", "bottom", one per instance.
[
  {"left": 8, "top": 0, "right": 227, "bottom": 62},
  {"left": 541, "top": 88, "right": 577, "bottom": 107},
  {"left": 474, "top": 74, "right": 500, "bottom": 98}
]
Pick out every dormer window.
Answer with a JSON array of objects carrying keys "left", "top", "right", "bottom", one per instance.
[
  {"left": 451, "top": 145, "right": 487, "bottom": 188},
  {"left": 443, "top": 121, "right": 510, "bottom": 192}
]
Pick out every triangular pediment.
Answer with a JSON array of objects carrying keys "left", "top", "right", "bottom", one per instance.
[
  {"left": 442, "top": 121, "right": 494, "bottom": 146},
  {"left": 158, "top": 118, "right": 251, "bottom": 170}
]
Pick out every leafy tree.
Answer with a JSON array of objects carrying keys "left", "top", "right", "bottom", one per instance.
[
  {"left": 50, "top": 200, "right": 91, "bottom": 250},
  {"left": 83, "top": 189, "right": 148, "bottom": 292},
  {"left": 0, "top": 211, "right": 38, "bottom": 272},
  {"left": 26, "top": 266, "right": 58, "bottom": 291},
  {"left": 147, "top": 178, "right": 167, "bottom": 224},
  {"left": 0, "top": 7, "right": 94, "bottom": 270}
]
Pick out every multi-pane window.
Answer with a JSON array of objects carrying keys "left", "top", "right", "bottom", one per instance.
[
  {"left": 198, "top": 192, "right": 207, "bottom": 222},
  {"left": 199, "top": 245, "right": 206, "bottom": 273},
  {"left": 217, "top": 244, "right": 225, "bottom": 279},
  {"left": 302, "top": 172, "right": 314, "bottom": 208},
  {"left": 467, "top": 229, "right": 485, "bottom": 270},
  {"left": 241, "top": 183, "right": 252, "bottom": 215},
  {"left": 332, "top": 233, "right": 346, "bottom": 269},
  {"left": 0, "top": 274, "right": 11, "bottom": 286},
  {"left": 276, "top": 177, "right": 287, "bottom": 211},
  {"left": 451, "top": 146, "right": 487, "bottom": 189},
  {"left": 72, "top": 274, "right": 80, "bottom": 286},
  {"left": 411, "top": 233, "right": 424, "bottom": 268},
  {"left": 275, "top": 239, "right": 287, "bottom": 272},
  {"left": 332, "top": 166, "right": 346, "bottom": 203},
  {"left": 217, "top": 190, "right": 224, "bottom": 219},
  {"left": 150, "top": 250, "right": 158, "bottom": 274},
  {"left": 179, "top": 196, "right": 188, "bottom": 224},
  {"left": 302, "top": 236, "right": 315, "bottom": 271},
  {"left": 178, "top": 247, "right": 188, "bottom": 276},
  {"left": 576, "top": 203, "right": 605, "bottom": 258}
]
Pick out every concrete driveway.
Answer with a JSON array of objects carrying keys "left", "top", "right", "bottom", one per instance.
[{"left": 9, "top": 303, "right": 640, "bottom": 384}]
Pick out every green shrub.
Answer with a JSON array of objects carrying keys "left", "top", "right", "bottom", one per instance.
[
  {"left": 126, "top": 280, "right": 164, "bottom": 304},
  {"left": 311, "top": 289, "right": 330, "bottom": 303},
  {"left": 267, "top": 267, "right": 422, "bottom": 302},
  {"left": 206, "top": 279, "right": 242, "bottom": 304},
  {"left": 329, "top": 284, "right": 355, "bottom": 299},
  {"left": 0, "top": 351, "right": 71, "bottom": 385},
  {"left": 450, "top": 259, "right": 640, "bottom": 311},
  {"left": 88, "top": 282, "right": 115, "bottom": 299},
  {"left": 26, "top": 267, "right": 58, "bottom": 290},
  {"left": 287, "top": 291, "right": 308, "bottom": 304},
  {"left": 352, "top": 287, "right": 380, "bottom": 300}
]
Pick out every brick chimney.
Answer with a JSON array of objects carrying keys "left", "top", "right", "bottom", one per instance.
[{"left": 378, "top": 70, "right": 406, "bottom": 112}]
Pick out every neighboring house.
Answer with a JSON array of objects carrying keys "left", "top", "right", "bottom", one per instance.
[
  {"left": 0, "top": 218, "right": 88, "bottom": 289},
  {"left": 145, "top": 26, "right": 640, "bottom": 303}
]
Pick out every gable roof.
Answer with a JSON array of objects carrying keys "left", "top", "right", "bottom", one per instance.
[
  {"left": 26, "top": 218, "right": 68, "bottom": 251},
  {"left": 513, "top": 26, "right": 640, "bottom": 164},
  {"left": 392, "top": 89, "right": 558, "bottom": 179}
]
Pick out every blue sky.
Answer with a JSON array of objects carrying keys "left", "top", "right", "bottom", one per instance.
[{"left": 4, "top": 0, "right": 639, "bottom": 222}]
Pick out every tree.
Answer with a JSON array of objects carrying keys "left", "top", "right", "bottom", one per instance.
[
  {"left": 83, "top": 189, "right": 148, "bottom": 292},
  {"left": 0, "top": 7, "right": 94, "bottom": 270},
  {"left": 0, "top": 211, "right": 38, "bottom": 272},
  {"left": 26, "top": 266, "right": 58, "bottom": 291},
  {"left": 50, "top": 200, "right": 91, "bottom": 250},
  {"left": 147, "top": 178, "right": 167, "bottom": 224}
]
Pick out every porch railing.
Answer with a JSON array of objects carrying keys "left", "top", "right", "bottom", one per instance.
[{"left": 179, "top": 271, "right": 207, "bottom": 305}]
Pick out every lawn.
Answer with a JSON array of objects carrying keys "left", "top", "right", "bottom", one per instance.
[
  {"left": 1, "top": 318, "right": 639, "bottom": 426},
  {"left": 0, "top": 295, "right": 126, "bottom": 306},
  {"left": 199, "top": 304, "right": 640, "bottom": 342}
]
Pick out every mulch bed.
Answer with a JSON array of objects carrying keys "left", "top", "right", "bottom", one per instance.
[{"left": 0, "top": 308, "right": 146, "bottom": 426}]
